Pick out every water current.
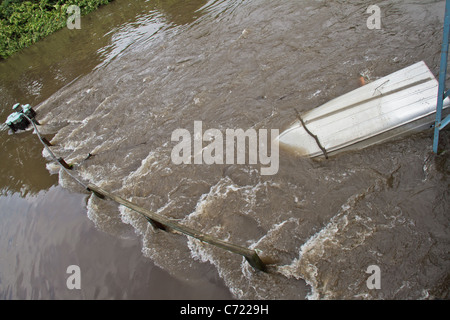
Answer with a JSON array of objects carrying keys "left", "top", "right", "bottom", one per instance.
[{"left": 1, "top": 0, "right": 449, "bottom": 299}]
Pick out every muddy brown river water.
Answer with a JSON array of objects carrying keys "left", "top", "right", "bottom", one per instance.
[{"left": 1, "top": 0, "right": 449, "bottom": 299}]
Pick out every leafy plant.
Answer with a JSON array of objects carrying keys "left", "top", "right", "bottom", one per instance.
[{"left": 0, "top": 0, "right": 114, "bottom": 59}]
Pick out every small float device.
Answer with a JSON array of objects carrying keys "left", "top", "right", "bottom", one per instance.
[{"left": 5, "top": 103, "right": 38, "bottom": 132}]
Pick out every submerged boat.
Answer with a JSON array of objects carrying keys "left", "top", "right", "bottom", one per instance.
[{"left": 276, "top": 61, "right": 450, "bottom": 158}]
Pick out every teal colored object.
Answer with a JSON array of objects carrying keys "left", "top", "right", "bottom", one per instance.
[
  {"left": 4, "top": 102, "right": 36, "bottom": 132},
  {"left": 12, "top": 103, "right": 22, "bottom": 112},
  {"left": 433, "top": 0, "right": 450, "bottom": 153},
  {"left": 6, "top": 112, "right": 23, "bottom": 125}
]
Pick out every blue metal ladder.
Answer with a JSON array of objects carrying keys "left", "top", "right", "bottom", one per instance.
[{"left": 433, "top": 0, "right": 450, "bottom": 153}]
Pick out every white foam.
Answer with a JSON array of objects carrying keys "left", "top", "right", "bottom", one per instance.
[
  {"left": 61, "top": 132, "right": 97, "bottom": 151},
  {"left": 276, "top": 191, "right": 369, "bottom": 299},
  {"left": 124, "top": 148, "right": 169, "bottom": 185},
  {"left": 249, "top": 217, "right": 299, "bottom": 250}
]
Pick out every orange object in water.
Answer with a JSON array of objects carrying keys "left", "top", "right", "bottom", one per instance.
[{"left": 359, "top": 76, "right": 366, "bottom": 86}]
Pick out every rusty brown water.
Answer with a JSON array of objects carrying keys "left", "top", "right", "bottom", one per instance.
[{"left": 1, "top": 0, "right": 449, "bottom": 299}]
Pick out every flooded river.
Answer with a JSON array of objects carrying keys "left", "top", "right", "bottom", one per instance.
[{"left": 1, "top": 0, "right": 449, "bottom": 299}]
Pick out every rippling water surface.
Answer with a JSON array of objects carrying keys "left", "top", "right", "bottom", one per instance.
[{"left": 1, "top": 0, "right": 449, "bottom": 299}]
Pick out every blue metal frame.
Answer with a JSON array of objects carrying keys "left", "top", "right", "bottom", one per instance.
[{"left": 433, "top": 0, "right": 450, "bottom": 153}]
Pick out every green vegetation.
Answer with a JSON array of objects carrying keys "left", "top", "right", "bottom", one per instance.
[{"left": 0, "top": 0, "right": 113, "bottom": 59}]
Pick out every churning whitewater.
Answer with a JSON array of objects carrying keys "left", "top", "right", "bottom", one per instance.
[{"left": 33, "top": 0, "right": 449, "bottom": 299}]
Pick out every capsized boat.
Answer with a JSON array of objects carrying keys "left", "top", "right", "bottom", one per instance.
[{"left": 276, "top": 61, "right": 450, "bottom": 158}]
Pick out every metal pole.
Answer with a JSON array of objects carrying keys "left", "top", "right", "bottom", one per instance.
[{"left": 433, "top": 0, "right": 450, "bottom": 153}]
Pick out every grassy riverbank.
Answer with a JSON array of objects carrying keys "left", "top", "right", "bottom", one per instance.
[{"left": 0, "top": 0, "right": 114, "bottom": 59}]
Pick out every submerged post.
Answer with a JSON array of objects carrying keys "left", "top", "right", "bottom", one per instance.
[
  {"left": 86, "top": 184, "right": 267, "bottom": 272},
  {"left": 58, "top": 157, "right": 73, "bottom": 170}
]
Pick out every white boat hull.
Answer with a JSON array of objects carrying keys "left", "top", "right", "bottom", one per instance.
[{"left": 277, "top": 61, "right": 450, "bottom": 158}]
